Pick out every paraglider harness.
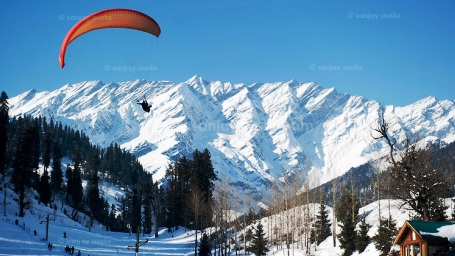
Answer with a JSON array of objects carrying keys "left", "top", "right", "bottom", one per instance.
[{"left": 137, "top": 97, "right": 152, "bottom": 113}]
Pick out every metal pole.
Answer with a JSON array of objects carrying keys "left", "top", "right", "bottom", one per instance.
[
  {"left": 3, "top": 184, "right": 6, "bottom": 216},
  {"left": 45, "top": 215, "right": 49, "bottom": 241},
  {"left": 136, "top": 225, "right": 140, "bottom": 255}
]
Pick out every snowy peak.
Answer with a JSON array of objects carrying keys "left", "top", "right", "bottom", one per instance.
[
  {"left": 184, "top": 75, "right": 245, "bottom": 102},
  {"left": 8, "top": 76, "right": 455, "bottom": 190},
  {"left": 185, "top": 74, "right": 208, "bottom": 93}
]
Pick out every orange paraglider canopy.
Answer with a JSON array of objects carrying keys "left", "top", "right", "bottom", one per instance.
[{"left": 59, "top": 8, "right": 161, "bottom": 68}]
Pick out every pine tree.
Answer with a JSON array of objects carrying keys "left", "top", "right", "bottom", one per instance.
[
  {"left": 39, "top": 170, "right": 52, "bottom": 206},
  {"left": 164, "top": 149, "right": 217, "bottom": 230},
  {"left": 190, "top": 149, "right": 217, "bottom": 229},
  {"left": 12, "top": 123, "right": 40, "bottom": 217},
  {"left": 109, "top": 204, "right": 121, "bottom": 232},
  {"left": 314, "top": 200, "right": 332, "bottom": 245},
  {"left": 130, "top": 169, "right": 142, "bottom": 234},
  {"left": 251, "top": 222, "right": 269, "bottom": 256},
  {"left": 245, "top": 227, "right": 253, "bottom": 250},
  {"left": 198, "top": 233, "right": 211, "bottom": 256},
  {"left": 142, "top": 178, "right": 154, "bottom": 234},
  {"left": 30, "top": 119, "right": 41, "bottom": 179},
  {"left": 86, "top": 167, "right": 101, "bottom": 220},
  {"left": 374, "top": 218, "right": 396, "bottom": 256},
  {"left": 154, "top": 185, "right": 166, "bottom": 237},
  {"left": 0, "top": 91, "right": 9, "bottom": 176},
  {"left": 176, "top": 156, "right": 191, "bottom": 227},
  {"left": 100, "top": 198, "right": 110, "bottom": 227},
  {"left": 335, "top": 185, "right": 360, "bottom": 256},
  {"left": 199, "top": 148, "right": 217, "bottom": 203},
  {"left": 42, "top": 130, "right": 52, "bottom": 172},
  {"left": 71, "top": 153, "right": 83, "bottom": 210},
  {"left": 65, "top": 164, "right": 73, "bottom": 204},
  {"left": 119, "top": 195, "right": 129, "bottom": 232},
  {"left": 50, "top": 142, "right": 63, "bottom": 195},
  {"left": 356, "top": 218, "right": 370, "bottom": 253},
  {"left": 164, "top": 164, "right": 180, "bottom": 229}
]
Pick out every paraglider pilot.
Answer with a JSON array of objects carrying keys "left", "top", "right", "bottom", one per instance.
[{"left": 137, "top": 99, "right": 152, "bottom": 113}]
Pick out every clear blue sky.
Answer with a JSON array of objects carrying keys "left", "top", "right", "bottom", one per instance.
[{"left": 1, "top": 0, "right": 454, "bottom": 106}]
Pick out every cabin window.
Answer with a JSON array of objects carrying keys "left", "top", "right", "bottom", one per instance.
[
  {"left": 409, "top": 243, "right": 420, "bottom": 256},
  {"left": 403, "top": 245, "right": 408, "bottom": 256}
]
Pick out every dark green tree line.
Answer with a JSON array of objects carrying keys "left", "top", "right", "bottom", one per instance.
[
  {"left": 164, "top": 149, "right": 218, "bottom": 231},
  {"left": 12, "top": 123, "right": 40, "bottom": 217},
  {"left": 0, "top": 91, "right": 8, "bottom": 176}
]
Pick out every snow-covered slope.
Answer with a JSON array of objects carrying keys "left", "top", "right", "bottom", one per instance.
[
  {"left": 8, "top": 76, "right": 455, "bottom": 189},
  {"left": 0, "top": 183, "right": 197, "bottom": 256},
  {"left": 4, "top": 171, "right": 454, "bottom": 256}
]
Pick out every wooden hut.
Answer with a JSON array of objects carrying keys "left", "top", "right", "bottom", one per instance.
[{"left": 393, "top": 220, "right": 455, "bottom": 256}]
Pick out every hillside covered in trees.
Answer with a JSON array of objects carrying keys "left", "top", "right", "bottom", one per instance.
[{"left": 0, "top": 91, "right": 218, "bottom": 240}]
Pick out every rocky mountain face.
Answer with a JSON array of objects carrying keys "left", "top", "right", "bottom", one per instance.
[{"left": 8, "top": 75, "right": 455, "bottom": 191}]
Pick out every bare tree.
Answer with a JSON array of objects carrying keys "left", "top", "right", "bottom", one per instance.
[
  {"left": 303, "top": 175, "right": 312, "bottom": 256},
  {"left": 243, "top": 191, "right": 251, "bottom": 255},
  {"left": 291, "top": 171, "right": 304, "bottom": 255},
  {"left": 371, "top": 161, "right": 382, "bottom": 222},
  {"left": 267, "top": 183, "right": 279, "bottom": 250},
  {"left": 213, "top": 176, "right": 238, "bottom": 255},
  {"left": 188, "top": 186, "right": 203, "bottom": 256},
  {"left": 373, "top": 108, "right": 453, "bottom": 221},
  {"left": 282, "top": 173, "right": 291, "bottom": 256},
  {"left": 372, "top": 108, "right": 397, "bottom": 167}
]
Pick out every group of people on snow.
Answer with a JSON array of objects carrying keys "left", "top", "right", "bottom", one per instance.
[
  {"left": 65, "top": 245, "right": 75, "bottom": 254},
  {"left": 65, "top": 245, "right": 82, "bottom": 255}
]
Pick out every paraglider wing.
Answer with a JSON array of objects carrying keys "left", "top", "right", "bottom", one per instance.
[{"left": 59, "top": 8, "right": 161, "bottom": 68}]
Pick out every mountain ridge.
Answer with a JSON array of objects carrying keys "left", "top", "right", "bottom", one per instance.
[{"left": 8, "top": 76, "right": 455, "bottom": 191}]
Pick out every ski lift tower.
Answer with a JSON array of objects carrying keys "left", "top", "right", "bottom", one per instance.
[{"left": 127, "top": 226, "right": 149, "bottom": 256}]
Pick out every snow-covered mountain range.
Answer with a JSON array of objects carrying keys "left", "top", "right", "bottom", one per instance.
[{"left": 8, "top": 76, "right": 455, "bottom": 191}]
